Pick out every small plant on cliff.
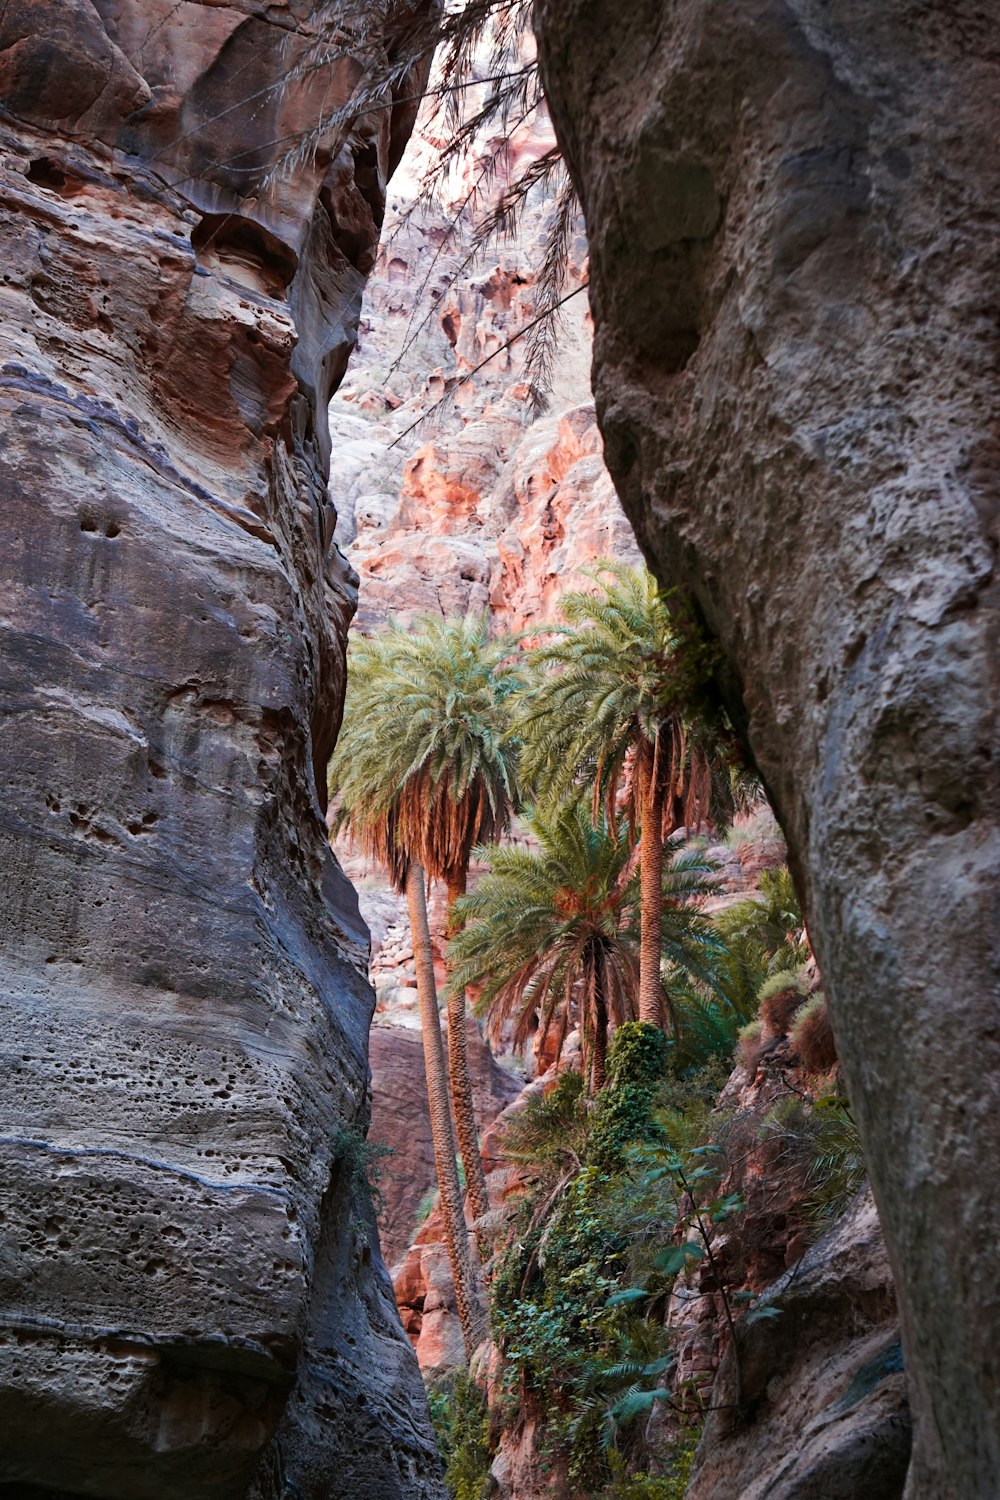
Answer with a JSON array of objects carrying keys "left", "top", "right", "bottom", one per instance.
[
  {"left": 330, "top": 1124, "right": 394, "bottom": 1229},
  {"left": 758, "top": 1091, "right": 866, "bottom": 1236},
  {"left": 518, "top": 564, "right": 751, "bottom": 1033}
]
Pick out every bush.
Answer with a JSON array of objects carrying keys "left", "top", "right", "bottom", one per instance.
[
  {"left": 588, "top": 1024, "right": 669, "bottom": 1172},
  {"left": 427, "top": 1370, "right": 494, "bottom": 1500},
  {"left": 757, "top": 968, "right": 807, "bottom": 1037},
  {"left": 790, "top": 993, "right": 838, "bottom": 1074},
  {"left": 597, "top": 1425, "right": 701, "bottom": 1499},
  {"left": 737, "top": 1018, "right": 763, "bottom": 1068},
  {"left": 330, "top": 1125, "right": 393, "bottom": 1227}
]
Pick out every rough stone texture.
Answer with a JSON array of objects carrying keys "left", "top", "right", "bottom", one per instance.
[
  {"left": 0, "top": 4, "right": 443, "bottom": 1497},
  {"left": 326, "top": 114, "right": 639, "bottom": 636},
  {"left": 687, "top": 1189, "right": 910, "bottom": 1500},
  {"left": 535, "top": 3, "right": 1000, "bottom": 1494}
]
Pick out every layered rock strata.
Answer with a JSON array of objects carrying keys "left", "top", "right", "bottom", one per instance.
[
  {"left": 0, "top": 4, "right": 442, "bottom": 1497},
  {"left": 536, "top": 2, "right": 1000, "bottom": 1495},
  {"left": 326, "top": 137, "right": 639, "bottom": 635}
]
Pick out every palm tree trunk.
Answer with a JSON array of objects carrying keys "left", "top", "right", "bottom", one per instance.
[
  {"left": 638, "top": 747, "right": 666, "bottom": 1028},
  {"left": 445, "top": 869, "right": 491, "bottom": 1249},
  {"left": 405, "top": 860, "right": 485, "bottom": 1357},
  {"left": 591, "top": 950, "right": 609, "bottom": 1092}
]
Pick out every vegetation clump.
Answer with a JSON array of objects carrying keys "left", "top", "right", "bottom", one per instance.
[{"left": 428, "top": 1370, "right": 494, "bottom": 1500}]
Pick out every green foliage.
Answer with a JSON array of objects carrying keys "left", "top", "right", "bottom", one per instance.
[
  {"left": 599, "top": 1422, "right": 701, "bottom": 1494},
  {"left": 715, "top": 867, "right": 807, "bottom": 974},
  {"left": 759, "top": 1091, "right": 867, "bottom": 1235},
  {"left": 587, "top": 1024, "right": 669, "bottom": 1172},
  {"left": 805, "top": 1095, "right": 867, "bottom": 1227},
  {"left": 330, "top": 1125, "right": 394, "bottom": 1229},
  {"left": 501, "top": 1069, "right": 589, "bottom": 1181},
  {"left": 448, "top": 802, "right": 641, "bottom": 1081},
  {"left": 427, "top": 1371, "right": 494, "bottom": 1500},
  {"left": 517, "top": 563, "right": 746, "bottom": 833},
  {"left": 755, "top": 967, "right": 809, "bottom": 1010},
  {"left": 665, "top": 863, "right": 809, "bottom": 1072},
  {"left": 488, "top": 1023, "right": 680, "bottom": 1491},
  {"left": 450, "top": 805, "right": 721, "bottom": 1088},
  {"left": 328, "top": 613, "right": 522, "bottom": 890},
  {"left": 597, "top": 1425, "right": 701, "bottom": 1498}
]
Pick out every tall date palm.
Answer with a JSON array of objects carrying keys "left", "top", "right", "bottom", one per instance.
[
  {"left": 519, "top": 563, "right": 746, "bottom": 1029},
  {"left": 450, "top": 803, "right": 638, "bottom": 1092},
  {"left": 449, "top": 803, "right": 718, "bottom": 1091},
  {"left": 331, "top": 614, "right": 522, "bottom": 1243},
  {"left": 328, "top": 642, "right": 485, "bottom": 1354}
]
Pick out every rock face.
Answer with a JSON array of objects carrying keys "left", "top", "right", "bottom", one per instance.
[
  {"left": 535, "top": 3, "right": 1000, "bottom": 1495},
  {"left": 687, "top": 1189, "right": 910, "bottom": 1500},
  {"left": 0, "top": 4, "right": 443, "bottom": 1497},
  {"left": 326, "top": 135, "right": 639, "bottom": 635}
]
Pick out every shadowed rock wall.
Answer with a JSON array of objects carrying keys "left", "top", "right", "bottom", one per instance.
[
  {"left": 535, "top": 2, "right": 999, "bottom": 1496},
  {"left": 0, "top": 3, "right": 443, "bottom": 1496}
]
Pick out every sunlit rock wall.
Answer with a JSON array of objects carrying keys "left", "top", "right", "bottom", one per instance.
[{"left": 0, "top": 3, "right": 443, "bottom": 1496}]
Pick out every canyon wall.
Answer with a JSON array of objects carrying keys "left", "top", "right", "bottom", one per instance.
[
  {"left": 0, "top": 4, "right": 443, "bottom": 1497},
  {"left": 535, "top": 2, "right": 999, "bottom": 1496},
  {"left": 326, "top": 126, "right": 639, "bottom": 636}
]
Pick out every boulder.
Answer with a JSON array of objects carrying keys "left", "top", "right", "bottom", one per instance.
[{"left": 688, "top": 1190, "right": 909, "bottom": 1500}]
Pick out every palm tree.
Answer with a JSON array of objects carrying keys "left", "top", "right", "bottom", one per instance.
[
  {"left": 448, "top": 803, "right": 717, "bottom": 1092},
  {"left": 519, "top": 563, "right": 747, "bottom": 1030},
  {"left": 328, "top": 640, "right": 487, "bottom": 1356},
  {"left": 331, "top": 614, "right": 522, "bottom": 1243}
]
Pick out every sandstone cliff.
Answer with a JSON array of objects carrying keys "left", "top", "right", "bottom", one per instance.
[
  {"left": 0, "top": 4, "right": 442, "bottom": 1496},
  {"left": 326, "top": 132, "right": 639, "bottom": 635},
  {"left": 535, "top": 3, "right": 1000, "bottom": 1495}
]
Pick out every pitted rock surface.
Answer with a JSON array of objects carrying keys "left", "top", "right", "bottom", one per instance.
[
  {"left": 535, "top": 2, "right": 1000, "bottom": 1495},
  {"left": 0, "top": 4, "right": 443, "bottom": 1497}
]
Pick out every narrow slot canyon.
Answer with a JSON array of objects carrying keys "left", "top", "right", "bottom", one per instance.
[{"left": 0, "top": 6, "right": 996, "bottom": 1500}]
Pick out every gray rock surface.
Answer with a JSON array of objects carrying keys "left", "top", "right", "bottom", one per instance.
[
  {"left": 0, "top": 3, "right": 443, "bottom": 1496},
  {"left": 535, "top": 2, "right": 999, "bottom": 1495},
  {"left": 687, "top": 1189, "right": 910, "bottom": 1500}
]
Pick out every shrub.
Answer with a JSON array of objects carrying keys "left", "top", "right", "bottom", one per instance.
[
  {"left": 790, "top": 994, "right": 838, "bottom": 1074},
  {"left": 330, "top": 1125, "right": 393, "bottom": 1227},
  {"left": 427, "top": 1370, "right": 494, "bottom": 1500},
  {"left": 737, "top": 1018, "right": 763, "bottom": 1069},
  {"left": 757, "top": 968, "right": 808, "bottom": 1036},
  {"left": 598, "top": 1425, "right": 701, "bottom": 1499},
  {"left": 588, "top": 1024, "right": 669, "bottom": 1173}
]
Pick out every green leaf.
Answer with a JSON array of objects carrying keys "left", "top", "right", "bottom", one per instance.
[
  {"left": 654, "top": 1242, "right": 705, "bottom": 1275},
  {"left": 606, "top": 1287, "right": 648, "bottom": 1308},
  {"left": 745, "top": 1305, "right": 783, "bottom": 1325}
]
